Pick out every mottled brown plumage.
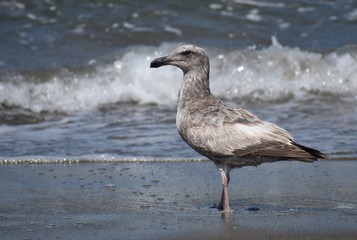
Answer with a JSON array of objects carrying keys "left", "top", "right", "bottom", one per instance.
[{"left": 150, "top": 45, "right": 326, "bottom": 213}]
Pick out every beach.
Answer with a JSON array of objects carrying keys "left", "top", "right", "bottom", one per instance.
[{"left": 1, "top": 160, "right": 356, "bottom": 240}]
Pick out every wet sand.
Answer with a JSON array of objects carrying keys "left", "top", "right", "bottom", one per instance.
[{"left": 0, "top": 160, "right": 356, "bottom": 239}]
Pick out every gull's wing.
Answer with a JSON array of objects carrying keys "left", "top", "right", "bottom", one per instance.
[{"left": 178, "top": 99, "right": 323, "bottom": 163}]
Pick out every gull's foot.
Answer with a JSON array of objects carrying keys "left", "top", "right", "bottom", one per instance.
[
  {"left": 220, "top": 207, "right": 233, "bottom": 213},
  {"left": 211, "top": 203, "right": 233, "bottom": 213}
]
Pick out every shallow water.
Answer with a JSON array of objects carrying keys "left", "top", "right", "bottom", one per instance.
[{"left": 0, "top": 0, "right": 356, "bottom": 163}]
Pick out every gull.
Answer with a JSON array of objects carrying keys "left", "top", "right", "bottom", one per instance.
[{"left": 150, "top": 45, "right": 326, "bottom": 213}]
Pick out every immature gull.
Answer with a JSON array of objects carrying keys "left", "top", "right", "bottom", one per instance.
[{"left": 150, "top": 45, "right": 326, "bottom": 213}]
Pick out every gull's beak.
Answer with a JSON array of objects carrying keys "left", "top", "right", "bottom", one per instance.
[{"left": 150, "top": 56, "right": 169, "bottom": 68}]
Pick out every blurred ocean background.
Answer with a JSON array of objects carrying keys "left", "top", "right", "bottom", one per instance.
[{"left": 0, "top": 0, "right": 356, "bottom": 163}]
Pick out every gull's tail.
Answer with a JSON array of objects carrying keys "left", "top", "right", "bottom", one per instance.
[{"left": 292, "top": 141, "right": 328, "bottom": 161}]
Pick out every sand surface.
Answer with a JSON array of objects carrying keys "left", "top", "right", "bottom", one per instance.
[{"left": 1, "top": 160, "right": 356, "bottom": 239}]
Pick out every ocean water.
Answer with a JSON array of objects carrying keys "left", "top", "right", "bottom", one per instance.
[{"left": 0, "top": 0, "right": 356, "bottom": 163}]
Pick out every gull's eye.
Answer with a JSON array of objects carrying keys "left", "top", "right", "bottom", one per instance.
[{"left": 181, "top": 50, "right": 192, "bottom": 56}]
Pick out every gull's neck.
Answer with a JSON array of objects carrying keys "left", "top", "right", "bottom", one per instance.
[{"left": 178, "top": 64, "right": 211, "bottom": 108}]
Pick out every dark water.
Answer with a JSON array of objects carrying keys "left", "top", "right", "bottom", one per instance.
[{"left": 0, "top": 0, "right": 356, "bottom": 163}]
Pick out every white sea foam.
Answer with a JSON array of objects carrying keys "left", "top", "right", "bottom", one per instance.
[
  {"left": 345, "top": 8, "right": 357, "bottom": 21},
  {"left": 246, "top": 9, "right": 263, "bottom": 22},
  {"left": 0, "top": 155, "right": 206, "bottom": 164},
  {"left": 233, "top": 0, "right": 285, "bottom": 8},
  {"left": 0, "top": 39, "right": 356, "bottom": 113}
]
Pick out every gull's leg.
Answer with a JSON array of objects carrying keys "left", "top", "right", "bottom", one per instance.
[
  {"left": 217, "top": 167, "right": 230, "bottom": 210},
  {"left": 218, "top": 167, "right": 232, "bottom": 212}
]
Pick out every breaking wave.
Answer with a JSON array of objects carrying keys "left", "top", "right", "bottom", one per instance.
[{"left": 1, "top": 38, "right": 356, "bottom": 114}]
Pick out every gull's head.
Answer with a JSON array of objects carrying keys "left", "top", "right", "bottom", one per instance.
[{"left": 150, "top": 45, "right": 209, "bottom": 74}]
